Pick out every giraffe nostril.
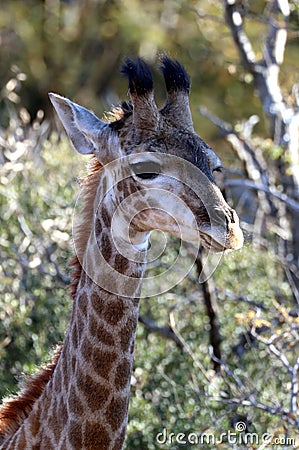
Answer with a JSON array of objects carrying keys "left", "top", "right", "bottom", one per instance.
[
  {"left": 230, "top": 210, "right": 236, "bottom": 224},
  {"left": 225, "top": 208, "right": 244, "bottom": 250},
  {"left": 224, "top": 208, "right": 236, "bottom": 226}
]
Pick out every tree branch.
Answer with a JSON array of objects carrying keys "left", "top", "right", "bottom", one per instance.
[
  {"left": 290, "top": 355, "right": 299, "bottom": 417},
  {"left": 224, "top": 179, "right": 299, "bottom": 212},
  {"left": 195, "top": 252, "right": 222, "bottom": 373},
  {"left": 224, "top": 0, "right": 288, "bottom": 125},
  {"left": 138, "top": 315, "right": 185, "bottom": 350},
  {"left": 224, "top": 0, "right": 299, "bottom": 191},
  {"left": 199, "top": 106, "right": 277, "bottom": 216}
]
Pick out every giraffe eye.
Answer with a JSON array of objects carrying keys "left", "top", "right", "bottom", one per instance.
[
  {"left": 213, "top": 166, "right": 222, "bottom": 173},
  {"left": 130, "top": 161, "right": 162, "bottom": 180}
]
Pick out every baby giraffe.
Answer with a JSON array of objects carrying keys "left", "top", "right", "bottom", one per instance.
[{"left": 0, "top": 56, "right": 243, "bottom": 449}]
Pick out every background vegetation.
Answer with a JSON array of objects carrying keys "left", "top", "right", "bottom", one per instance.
[{"left": 1, "top": 1, "right": 298, "bottom": 448}]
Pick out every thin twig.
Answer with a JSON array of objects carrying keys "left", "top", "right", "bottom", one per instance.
[
  {"left": 290, "top": 355, "right": 299, "bottom": 417},
  {"left": 169, "top": 312, "right": 213, "bottom": 383},
  {"left": 224, "top": 179, "right": 299, "bottom": 212},
  {"left": 138, "top": 315, "right": 185, "bottom": 350}
]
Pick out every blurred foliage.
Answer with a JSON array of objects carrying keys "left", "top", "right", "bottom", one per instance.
[
  {"left": 128, "top": 245, "right": 298, "bottom": 448},
  {"left": 0, "top": 107, "right": 79, "bottom": 395},
  {"left": 1, "top": 1, "right": 299, "bottom": 449},
  {"left": 0, "top": 0, "right": 298, "bottom": 143},
  {"left": 1, "top": 105, "right": 298, "bottom": 445}
]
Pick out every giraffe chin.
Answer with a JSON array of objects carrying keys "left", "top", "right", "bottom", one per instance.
[
  {"left": 180, "top": 226, "right": 243, "bottom": 253},
  {"left": 200, "top": 235, "right": 234, "bottom": 253},
  {"left": 198, "top": 228, "right": 244, "bottom": 253},
  {"left": 199, "top": 235, "right": 228, "bottom": 253}
]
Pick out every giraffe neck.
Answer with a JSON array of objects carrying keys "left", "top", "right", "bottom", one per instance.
[
  {"left": 2, "top": 187, "right": 148, "bottom": 450},
  {"left": 58, "top": 276, "right": 144, "bottom": 449},
  {"left": 51, "top": 193, "right": 148, "bottom": 449}
]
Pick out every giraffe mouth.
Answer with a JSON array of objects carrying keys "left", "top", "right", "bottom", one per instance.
[
  {"left": 198, "top": 230, "right": 229, "bottom": 253},
  {"left": 171, "top": 222, "right": 242, "bottom": 253},
  {"left": 197, "top": 224, "right": 243, "bottom": 252},
  {"left": 178, "top": 225, "right": 228, "bottom": 252},
  {"left": 189, "top": 208, "right": 243, "bottom": 252},
  {"left": 180, "top": 224, "right": 240, "bottom": 252}
]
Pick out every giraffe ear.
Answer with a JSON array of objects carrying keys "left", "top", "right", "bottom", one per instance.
[{"left": 49, "top": 93, "right": 108, "bottom": 155}]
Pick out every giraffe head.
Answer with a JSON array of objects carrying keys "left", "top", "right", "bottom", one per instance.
[{"left": 49, "top": 56, "right": 243, "bottom": 258}]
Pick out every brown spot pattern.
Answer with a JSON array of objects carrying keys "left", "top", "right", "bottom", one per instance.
[
  {"left": 71, "top": 322, "right": 79, "bottom": 350},
  {"left": 114, "top": 253, "right": 129, "bottom": 274},
  {"left": 88, "top": 314, "right": 98, "bottom": 337},
  {"left": 53, "top": 370, "right": 62, "bottom": 395},
  {"left": 119, "top": 316, "right": 138, "bottom": 352},
  {"left": 80, "top": 337, "right": 93, "bottom": 361},
  {"left": 77, "top": 368, "right": 110, "bottom": 412},
  {"left": 94, "top": 218, "right": 102, "bottom": 236},
  {"left": 88, "top": 314, "right": 115, "bottom": 345},
  {"left": 62, "top": 355, "right": 69, "bottom": 387},
  {"left": 115, "top": 359, "right": 132, "bottom": 391},
  {"left": 105, "top": 396, "right": 128, "bottom": 432},
  {"left": 100, "top": 233, "right": 112, "bottom": 262},
  {"left": 84, "top": 422, "right": 110, "bottom": 449},
  {"left": 104, "top": 298, "right": 125, "bottom": 325},
  {"left": 90, "top": 292, "right": 105, "bottom": 318},
  {"left": 68, "top": 419, "right": 83, "bottom": 448},
  {"left": 91, "top": 347, "right": 117, "bottom": 380},
  {"left": 78, "top": 294, "right": 88, "bottom": 316},
  {"left": 15, "top": 432, "right": 26, "bottom": 448},
  {"left": 58, "top": 400, "right": 68, "bottom": 424},
  {"left": 76, "top": 311, "right": 85, "bottom": 336},
  {"left": 47, "top": 410, "right": 61, "bottom": 442},
  {"left": 100, "top": 204, "right": 111, "bottom": 228},
  {"left": 71, "top": 356, "right": 77, "bottom": 372},
  {"left": 69, "top": 386, "right": 84, "bottom": 416},
  {"left": 112, "top": 425, "right": 127, "bottom": 450},
  {"left": 98, "top": 328, "right": 115, "bottom": 346},
  {"left": 30, "top": 405, "right": 41, "bottom": 437}
]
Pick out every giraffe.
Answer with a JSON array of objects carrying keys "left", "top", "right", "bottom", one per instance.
[{"left": 0, "top": 56, "right": 243, "bottom": 449}]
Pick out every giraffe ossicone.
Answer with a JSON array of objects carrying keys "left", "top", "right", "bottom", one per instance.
[{"left": 0, "top": 55, "right": 243, "bottom": 450}]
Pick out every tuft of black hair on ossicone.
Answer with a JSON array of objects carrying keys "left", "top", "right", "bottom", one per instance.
[
  {"left": 160, "top": 55, "right": 190, "bottom": 94},
  {"left": 121, "top": 57, "right": 154, "bottom": 96}
]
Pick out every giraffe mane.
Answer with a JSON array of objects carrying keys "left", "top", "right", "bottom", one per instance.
[
  {"left": 0, "top": 346, "right": 62, "bottom": 442},
  {"left": 69, "top": 155, "right": 103, "bottom": 298}
]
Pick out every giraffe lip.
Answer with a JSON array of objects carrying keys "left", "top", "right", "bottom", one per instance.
[
  {"left": 177, "top": 225, "right": 227, "bottom": 251},
  {"left": 197, "top": 226, "right": 243, "bottom": 252},
  {"left": 198, "top": 231, "right": 227, "bottom": 252},
  {"left": 199, "top": 233, "right": 227, "bottom": 252},
  {"left": 186, "top": 227, "right": 229, "bottom": 252}
]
